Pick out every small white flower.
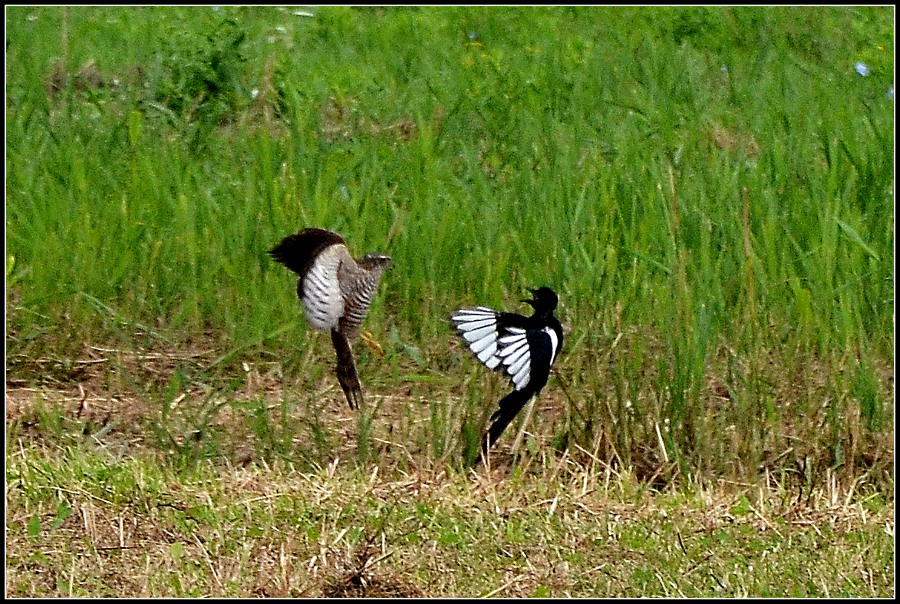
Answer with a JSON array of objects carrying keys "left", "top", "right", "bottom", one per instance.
[
  {"left": 888, "top": 86, "right": 894, "bottom": 101},
  {"left": 855, "top": 61, "right": 870, "bottom": 77}
]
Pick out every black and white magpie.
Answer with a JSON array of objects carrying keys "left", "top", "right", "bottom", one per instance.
[
  {"left": 450, "top": 286, "right": 564, "bottom": 460},
  {"left": 269, "top": 227, "right": 393, "bottom": 410}
]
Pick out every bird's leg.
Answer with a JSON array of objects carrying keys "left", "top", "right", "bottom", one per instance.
[{"left": 359, "top": 330, "right": 384, "bottom": 359}]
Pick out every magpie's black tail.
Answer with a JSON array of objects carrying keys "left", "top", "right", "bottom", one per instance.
[
  {"left": 475, "top": 387, "right": 535, "bottom": 464},
  {"left": 331, "top": 329, "right": 363, "bottom": 410}
]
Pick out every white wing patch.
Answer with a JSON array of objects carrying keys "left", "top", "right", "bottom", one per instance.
[
  {"left": 450, "top": 307, "right": 501, "bottom": 369},
  {"left": 546, "top": 326, "right": 560, "bottom": 366},
  {"left": 453, "top": 301, "right": 562, "bottom": 395},
  {"left": 497, "top": 327, "right": 531, "bottom": 390},
  {"left": 301, "top": 248, "right": 344, "bottom": 330}
]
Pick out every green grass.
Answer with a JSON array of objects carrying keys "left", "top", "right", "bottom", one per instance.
[{"left": 5, "top": 6, "right": 895, "bottom": 597}]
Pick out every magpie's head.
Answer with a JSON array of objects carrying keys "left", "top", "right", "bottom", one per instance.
[
  {"left": 523, "top": 286, "right": 558, "bottom": 312},
  {"left": 359, "top": 253, "right": 394, "bottom": 272}
]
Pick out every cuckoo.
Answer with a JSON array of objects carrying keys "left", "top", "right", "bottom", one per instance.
[{"left": 269, "top": 227, "right": 393, "bottom": 410}]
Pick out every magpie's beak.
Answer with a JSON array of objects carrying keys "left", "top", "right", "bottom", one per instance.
[{"left": 521, "top": 288, "right": 539, "bottom": 306}]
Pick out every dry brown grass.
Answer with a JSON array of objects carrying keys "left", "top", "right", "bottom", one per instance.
[
  {"left": 5, "top": 337, "right": 894, "bottom": 597},
  {"left": 5, "top": 429, "right": 894, "bottom": 597},
  {"left": 6, "top": 332, "right": 893, "bottom": 487}
]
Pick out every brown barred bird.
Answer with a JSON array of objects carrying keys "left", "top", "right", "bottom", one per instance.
[{"left": 269, "top": 228, "right": 393, "bottom": 409}]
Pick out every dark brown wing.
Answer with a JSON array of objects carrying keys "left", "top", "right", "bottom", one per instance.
[{"left": 268, "top": 228, "right": 346, "bottom": 279}]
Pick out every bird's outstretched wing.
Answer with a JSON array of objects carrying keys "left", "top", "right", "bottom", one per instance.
[
  {"left": 269, "top": 229, "right": 349, "bottom": 331},
  {"left": 451, "top": 307, "right": 554, "bottom": 392},
  {"left": 330, "top": 329, "right": 363, "bottom": 410},
  {"left": 268, "top": 228, "right": 345, "bottom": 277},
  {"left": 449, "top": 307, "right": 504, "bottom": 369},
  {"left": 495, "top": 327, "right": 533, "bottom": 391}
]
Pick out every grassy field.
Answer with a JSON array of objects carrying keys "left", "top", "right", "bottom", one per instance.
[{"left": 5, "top": 6, "right": 895, "bottom": 597}]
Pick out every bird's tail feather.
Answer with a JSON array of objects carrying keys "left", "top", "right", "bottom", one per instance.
[
  {"left": 331, "top": 329, "right": 363, "bottom": 410},
  {"left": 476, "top": 388, "right": 534, "bottom": 463}
]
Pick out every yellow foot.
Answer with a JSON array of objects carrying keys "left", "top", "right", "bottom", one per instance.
[{"left": 360, "top": 330, "right": 384, "bottom": 358}]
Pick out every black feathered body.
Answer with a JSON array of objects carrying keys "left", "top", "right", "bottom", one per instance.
[{"left": 450, "top": 287, "right": 563, "bottom": 458}]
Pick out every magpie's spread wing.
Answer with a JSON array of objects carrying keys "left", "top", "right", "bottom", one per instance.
[
  {"left": 496, "top": 325, "right": 561, "bottom": 392},
  {"left": 450, "top": 307, "right": 504, "bottom": 370},
  {"left": 495, "top": 327, "right": 532, "bottom": 390},
  {"left": 451, "top": 307, "right": 560, "bottom": 392}
]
